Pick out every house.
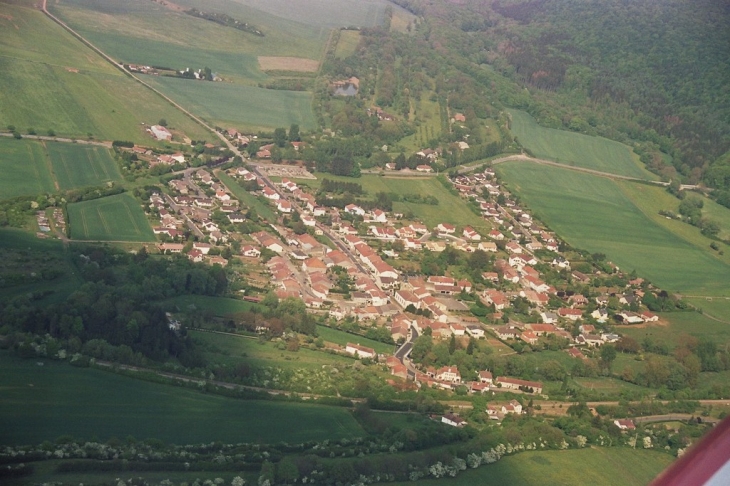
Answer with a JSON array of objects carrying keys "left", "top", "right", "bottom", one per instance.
[
  {"left": 436, "top": 223, "right": 456, "bottom": 234},
  {"left": 262, "top": 187, "right": 280, "bottom": 200},
  {"left": 441, "top": 414, "right": 467, "bottom": 427},
  {"left": 463, "top": 226, "right": 481, "bottom": 241},
  {"left": 496, "top": 377, "right": 543, "bottom": 394},
  {"left": 158, "top": 243, "right": 184, "bottom": 253},
  {"left": 395, "top": 290, "right": 420, "bottom": 309},
  {"left": 345, "top": 343, "right": 376, "bottom": 359},
  {"left": 477, "top": 241, "right": 498, "bottom": 252},
  {"left": 466, "top": 325, "right": 485, "bottom": 338},
  {"left": 641, "top": 311, "right": 659, "bottom": 322},
  {"left": 187, "top": 249, "right": 204, "bottom": 263},
  {"left": 150, "top": 125, "right": 172, "bottom": 141},
  {"left": 277, "top": 200, "right": 292, "bottom": 213},
  {"left": 344, "top": 204, "right": 365, "bottom": 216},
  {"left": 494, "top": 326, "right": 518, "bottom": 340},
  {"left": 478, "top": 370, "right": 494, "bottom": 384},
  {"left": 416, "top": 164, "right": 433, "bottom": 173},
  {"left": 193, "top": 242, "right": 212, "bottom": 255},
  {"left": 241, "top": 245, "right": 261, "bottom": 258},
  {"left": 566, "top": 347, "right": 586, "bottom": 359},
  {"left": 489, "top": 230, "right": 505, "bottom": 240},
  {"left": 453, "top": 113, "right": 466, "bottom": 123},
  {"left": 482, "top": 289, "right": 509, "bottom": 310},
  {"left": 558, "top": 308, "right": 583, "bottom": 321},
  {"left": 614, "top": 419, "right": 636, "bottom": 430},
  {"left": 435, "top": 366, "right": 461, "bottom": 383},
  {"left": 521, "top": 331, "right": 539, "bottom": 345}
]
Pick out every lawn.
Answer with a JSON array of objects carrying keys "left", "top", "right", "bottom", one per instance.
[
  {"left": 388, "top": 448, "right": 673, "bottom": 486},
  {"left": 0, "top": 4, "right": 210, "bottom": 143},
  {"left": 497, "top": 162, "right": 730, "bottom": 295},
  {"left": 46, "top": 142, "right": 121, "bottom": 190},
  {"left": 316, "top": 325, "right": 396, "bottom": 355},
  {"left": 508, "top": 109, "right": 654, "bottom": 180},
  {"left": 297, "top": 173, "right": 490, "bottom": 232},
  {"left": 0, "top": 138, "right": 56, "bottom": 198},
  {"left": 67, "top": 193, "right": 155, "bottom": 242},
  {"left": 163, "top": 294, "right": 264, "bottom": 316},
  {"left": 191, "top": 330, "right": 356, "bottom": 371},
  {"left": 146, "top": 76, "right": 317, "bottom": 131},
  {"left": 0, "top": 351, "right": 363, "bottom": 445},
  {"left": 216, "top": 170, "right": 278, "bottom": 221}
]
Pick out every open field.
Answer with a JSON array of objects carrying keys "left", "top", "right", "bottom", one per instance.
[
  {"left": 388, "top": 448, "right": 672, "bottom": 486},
  {"left": 146, "top": 76, "right": 317, "bottom": 130},
  {"left": 164, "top": 294, "right": 264, "bottom": 316},
  {"left": 215, "top": 170, "right": 278, "bottom": 221},
  {"left": 0, "top": 351, "right": 363, "bottom": 445},
  {"left": 295, "top": 173, "right": 491, "bottom": 232},
  {"left": 508, "top": 109, "right": 655, "bottom": 180},
  {"left": 335, "top": 30, "right": 361, "bottom": 59},
  {"left": 258, "top": 56, "right": 319, "bottom": 72},
  {"left": 191, "top": 330, "right": 356, "bottom": 371},
  {"left": 0, "top": 4, "right": 209, "bottom": 143},
  {"left": 700, "top": 194, "right": 730, "bottom": 240},
  {"left": 67, "top": 193, "right": 155, "bottom": 241},
  {"left": 617, "top": 181, "right": 730, "bottom": 268},
  {"left": 497, "top": 163, "right": 730, "bottom": 295},
  {"left": 46, "top": 142, "right": 121, "bottom": 190},
  {"left": 398, "top": 91, "right": 443, "bottom": 152},
  {"left": 619, "top": 311, "right": 730, "bottom": 348},
  {"left": 0, "top": 138, "right": 56, "bottom": 198},
  {"left": 316, "top": 325, "right": 395, "bottom": 355},
  {"left": 683, "top": 297, "right": 730, "bottom": 324}
]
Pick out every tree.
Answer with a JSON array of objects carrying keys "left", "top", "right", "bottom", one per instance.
[
  {"left": 448, "top": 334, "right": 457, "bottom": 354},
  {"left": 288, "top": 124, "right": 300, "bottom": 142},
  {"left": 158, "top": 119, "right": 168, "bottom": 127},
  {"left": 273, "top": 127, "right": 287, "bottom": 147},
  {"left": 466, "top": 337, "right": 476, "bottom": 355},
  {"left": 600, "top": 345, "right": 617, "bottom": 372}
]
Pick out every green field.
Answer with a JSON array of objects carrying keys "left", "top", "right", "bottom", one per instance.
[
  {"left": 296, "top": 173, "right": 491, "bottom": 232},
  {"left": 316, "top": 325, "right": 395, "bottom": 354},
  {"left": 700, "top": 195, "right": 730, "bottom": 240},
  {"left": 335, "top": 30, "right": 361, "bottom": 59},
  {"left": 683, "top": 297, "right": 730, "bottom": 324},
  {"left": 164, "top": 294, "right": 264, "bottom": 316},
  {"left": 620, "top": 311, "right": 730, "bottom": 348},
  {"left": 192, "top": 330, "right": 356, "bottom": 371},
  {"left": 0, "top": 351, "right": 363, "bottom": 445},
  {"left": 216, "top": 170, "right": 278, "bottom": 221},
  {"left": 67, "top": 193, "right": 155, "bottom": 241},
  {"left": 508, "top": 109, "right": 654, "bottom": 180},
  {"left": 147, "top": 76, "right": 317, "bottom": 130},
  {"left": 0, "top": 138, "right": 56, "bottom": 198},
  {"left": 0, "top": 4, "right": 210, "bottom": 143},
  {"left": 46, "top": 143, "right": 121, "bottom": 190},
  {"left": 497, "top": 163, "right": 730, "bottom": 295},
  {"left": 389, "top": 448, "right": 673, "bottom": 486}
]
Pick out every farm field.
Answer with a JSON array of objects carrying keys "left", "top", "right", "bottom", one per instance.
[
  {"left": 0, "top": 351, "right": 363, "bottom": 445},
  {"left": 0, "top": 138, "right": 56, "bottom": 198},
  {"left": 699, "top": 195, "right": 730, "bottom": 240},
  {"left": 46, "top": 143, "right": 121, "bottom": 190},
  {"left": 335, "top": 30, "right": 361, "bottom": 59},
  {"left": 0, "top": 4, "right": 209, "bottom": 143},
  {"left": 191, "top": 330, "right": 356, "bottom": 371},
  {"left": 683, "top": 297, "right": 730, "bottom": 325},
  {"left": 619, "top": 311, "right": 730, "bottom": 348},
  {"left": 508, "top": 109, "right": 654, "bottom": 180},
  {"left": 316, "top": 325, "right": 396, "bottom": 355},
  {"left": 295, "top": 173, "right": 491, "bottom": 232},
  {"left": 497, "top": 162, "right": 730, "bottom": 295},
  {"left": 387, "top": 448, "right": 672, "bottom": 486},
  {"left": 146, "top": 76, "right": 317, "bottom": 131},
  {"left": 617, "top": 181, "right": 730, "bottom": 268},
  {"left": 67, "top": 193, "right": 155, "bottom": 242}
]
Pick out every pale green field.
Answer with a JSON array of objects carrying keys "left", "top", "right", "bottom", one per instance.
[
  {"left": 0, "top": 138, "right": 56, "bottom": 198},
  {"left": 146, "top": 76, "right": 318, "bottom": 130},
  {"left": 46, "top": 143, "right": 121, "bottom": 190},
  {"left": 387, "top": 448, "right": 673, "bottom": 486},
  {"left": 67, "top": 193, "right": 155, "bottom": 241},
  {"left": 680, "top": 297, "right": 730, "bottom": 325},
  {"left": 497, "top": 163, "right": 730, "bottom": 295},
  {"left": 335, "top": 30, "right": 361, "bottom": 59},
  {"left": 316, "top": 325, "right": 395, "bottom": 354},
  {"left": 0, "top": 4, "right": 210, "bottom": 142},
  {"left": 700, "top": 194, "right": 730, "bottom": 240},
  {"left": 509, "top": 109, "right": 654, "bottom": 180},
  {"left": 297, "top": 172, "right": 491, "bottom": 232}
]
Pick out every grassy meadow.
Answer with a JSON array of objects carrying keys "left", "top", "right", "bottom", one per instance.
[
  {"left": 0, "top": 4, "right": 209, "bottom": 143},
  {"left": 335, "top": 30, "right": 361, "bottom": 59},
  {"left": 497, "top": 162, "right": 730, "bottom": 295},
  {"left": 46, "top": 143, "right": 121, "bottom": 190},
  {"left": 619, "top": 311, "right": 730, "bottom": 348},
  {"left": 388, "top": 448, "right": 672, "bottom": 486},
  {"left": 67, "top": 193, "right": 155, "bottom": 242},
  {"left": 215, "top": 170, "right": 278, "bottom": 221},
  {"left": 146, "top": 76, "right": 317, "bottom": 130},
  {"left": 296, "top": 173, "right": 491, "bottom": 232},
  {"left": 0, "top": 138, "right": 56, "bottom": 198},
  {"left": 164, "top": 294, "right": 265, "bottom": 316},
  {"left": 508, "top": 109, "right": 654, "bottom": 180},
  {"left": 316, "top": 325, "right": 395, "bottom": 355},
  {"left": 0, "top": 351, "right": 363, "bottom": 445}
]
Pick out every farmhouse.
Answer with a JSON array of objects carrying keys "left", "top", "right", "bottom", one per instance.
[
  {"left": 345, "top": 343, "right": 376, "bottom": 359},
  {"left": 441, "top": 414, "right": 467, "bottom": 427},
  {"left": 496, "top": 377, "right": 543, "bottom": 394}
]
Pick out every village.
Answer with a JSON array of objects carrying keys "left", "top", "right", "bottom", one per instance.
[{"left": 115, "top": 126, "right": 665, "bottom": 426}]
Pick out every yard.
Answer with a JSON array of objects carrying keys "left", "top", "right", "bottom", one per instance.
[
  {"left": 316, "top": 325, "right": 396, "bottom": 355},
  {"left": 497, "top": 162, "right": 730, "bottom": 295},
  {"left": 508, "top": 109, "right": 655, "bottom": 180},
  {"left": 66, "top": 193, "right": 155, "bottom": 242},
  {"left": 0, "top": 351, "right": 364, "bottom": 445}
]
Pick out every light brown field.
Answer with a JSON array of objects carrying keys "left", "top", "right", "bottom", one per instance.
[{"left": 258, "top": 56, "right": 319, "bottom": 72}]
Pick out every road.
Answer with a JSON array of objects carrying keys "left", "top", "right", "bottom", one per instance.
[
  {"left": 163, "top": 193, "right": 204, "bottom": 239},
  {"left": 395, "top": 325, "right": 420, "bottom": 380}
]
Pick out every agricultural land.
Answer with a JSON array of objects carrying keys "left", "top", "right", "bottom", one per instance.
[{"left": 66, "top": 192, "right": 155, "bottom": 242}]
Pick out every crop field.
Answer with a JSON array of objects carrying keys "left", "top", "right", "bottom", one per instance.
[
  {"left": 0, "top": 4, "right": 209, "bottom": 143},
  {"left": 258, "top": 56, "right": 319, "bottom": 72},
  {"left": 297, "top": 173, "right": 490, "bottom": 232},
  {"left": 146, "top": 76, "right": 317, "bottom": 130},
  {"left": 0, "top": 139, "right": 56, "bottom": 198},
  {"left": 46, "top": 143, "right": 121, "bottom": 190},
  {"left": 0, "top": 351, "right": 363, "bottom": 445},
  {"left": 508, "top": 109, "right": 654, "bottom": 180},
  {"left": 387, "top": 448, "right": 672, "bottom": 486},
  {"left": 191, "top": 330, "right": 356, "bottom": 371},
  {"left": 51, "top": 0, "right": 327, "bottom": 75},
  {"left": 67, "top": 193, "right": 155, "bottom": 242},
  {"left": 316, "top": 325, "right": 395, "bottom": 355},
  {"left": 497, "top": 163, "right": 730, "bottom": 295}
]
